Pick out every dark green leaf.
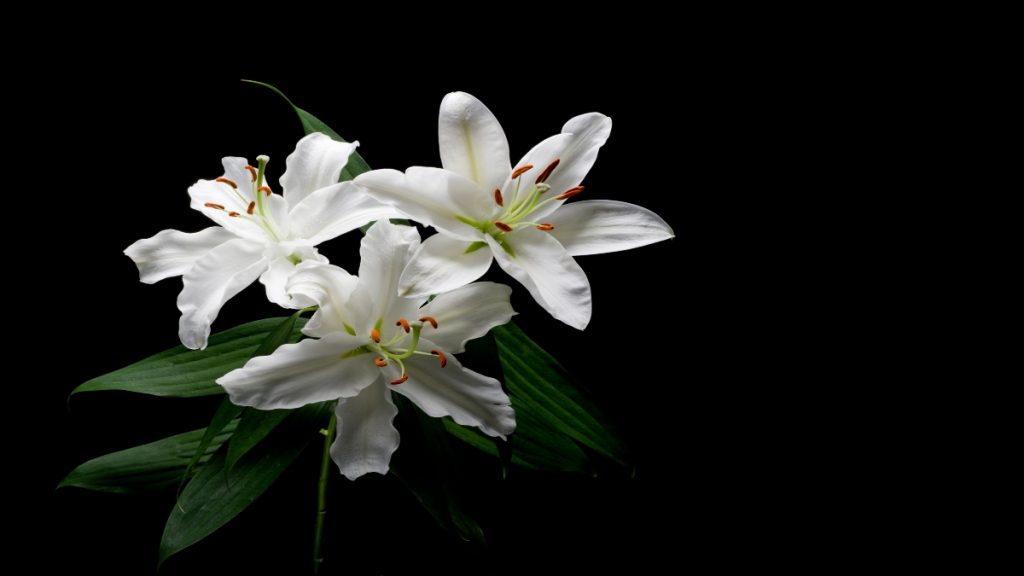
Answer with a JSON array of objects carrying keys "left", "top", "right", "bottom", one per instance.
[
  {"left": 72, "top": 317, "right": 306, "bottom": 398},
  {"left": 493, "top": 322, "right": 628, "bottom": 465},
  {"left": 225, "top": 407, "right": 291, "bottom": 475},
  {"left": 158, "top": 402, "right": 331, "bottom": 567},
  {"left": 443, "top": 407, "right": 588, "bottom": 472},
  {"left": 241, "top": 79, "right": 370, "bottom": 181},
  {"left": 59, "top": 422, "right": 238, "bottom": 494},
  {"left": 391, "top": 397, "right": 486, "bottom": 544},
  {"left": 179, "top": 313, "right": 302, "bottom": 494}
]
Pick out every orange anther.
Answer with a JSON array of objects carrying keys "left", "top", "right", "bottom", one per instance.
[
  {"left": 374, "top": 357, "right": 388, "bottom": 367},
  {"left": 246, "top": 201, "right": 255, "bottom": 215},
  {"left": 556, "top": 185, "right": 584, "bottom": 200},
  {"left": 259, "top": 185, "right": 272, "bottom": 196},
  {"left": 535, "top": 159, "right": 560, "bottom": 184},
  {"left": 204, "top": 202, "right": 225, "bottom": 210},
  {"left": 511, "top": 164, "right": 534, "bottom": 179},
  {"left": 419, "top": 316, "right": 438, "bottom": 329},
  {"left": 244, "top": 165, "right": 258, "bottom": 181},
  {"left": 494, "top": 188, "right": 503, "bottom": 207},
  {"left": 536, "top": 223, "right": 555, "bottom": 231},
  {"left": 390, "top": 374, "right": 409, "bottom": 385},
  {"left": 215, "top": 177, "right": 238, "bottom": 189},
  {"left": 371, "top": 328, "right": 381, "bottom": 343},
  {"left": 431, "top": 349, "right": 447, "bottom": 368},
  {"left": 395, "top": 318, "right": 410, "bottom": 333},
  {"left": 494, "top": 221, "right": 513, "bottom": 232},
  {"left": 228, "top": 211, "right": 240, "bottom": 217}
]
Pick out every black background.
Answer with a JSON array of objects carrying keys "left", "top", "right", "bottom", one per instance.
[{"left": 25, "top": 60, "right": 757, "bottom": 574}]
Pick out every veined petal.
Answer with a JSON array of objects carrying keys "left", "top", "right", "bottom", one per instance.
[
  {"left": 438, "top": 91, "right": 511, "bottom": 193},
  {"left": 217, "top": 332, "right": 379, "bottom": 409},
  {"left": 288, "top": 181, "right": 401, "bottom": 245},
  {"left": 354, "top": 168, "right": 490, "bottom": 240},
  {"left": 188, "top": 179, "right": 267, "bottom": 242},
  {"left": 279, "top": 132, "right": 358, "bottom": 206},
  {"left": 546, "top": 200, "right": 674, "bottom": 256},
  {"left": 417, "top": 282, "right": 515, "bottom": 353},
  {"left": 354, "top": 221, "right": 423, "bottom": 331},
  {"left": 262, "top": 192, "right": 291, "bottom": 239},
  {"left": 124, "top": 227, "right": 234, "bottom": 284},
  {"left": 398, "top": 232, "right": 492, "bottom": 298},
  {"left": 177, "top": 238, "right": 267, "bottom": 350},
  {"left": 509, "top": 113, "right": 612, "bottom": 220},
  {"left": 485, "top": 229, "right": 592, "bottom": 330},
  {"left": 393, "top": 337, "right": 515, "bottom": 438},
  {"left": 287, "top": 262, "right": 360, "bottom": 338},
  {"left": 330, "top": 381, "right": 400, "bottom": 480}
]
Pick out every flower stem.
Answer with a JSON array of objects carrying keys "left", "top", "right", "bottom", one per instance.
[{"left": 313, "top": 413, "right": 336, "bottom": 574}]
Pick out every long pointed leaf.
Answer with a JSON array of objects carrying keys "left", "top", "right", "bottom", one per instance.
[
  {"left": 493, "top": 322, "right": 628, "bottom": 465},
  {"left": 59, "top": 422, "right": 238, "bottom": 494},
  {"left": 241, "top": 79, "right": 370, "bottom": 181},
  {"left": 72, "top": 317, "right": 306, "bottom": 398},
  {"left": 158, "top": 402, "right": 331, "bottom": 567}
]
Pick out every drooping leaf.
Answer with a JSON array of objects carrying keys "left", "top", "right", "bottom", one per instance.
[
  {"left": 442, "top": 407, "right": 588, "bottom": 472},
  {"left": 178, "top": 312, "right": 304, "bottom": 494},
  {"left": 390, "top": 396, "right": 486, "bottom": 544},
  {"left": 241, "top": 79, "right": 370, "bottom": 181},
  {"left": 72, "top": 317, "right": 306, "bottom": 398},
  {"left": 59, "top": 421, "right": 238, "bottom": 494},
  {"left": 493, "top": 322, "right": 628, "bottom": 465},
  {"left": 158, "top": 402, "right": 331, "bottom": 567},
  {"left": 225, "top": 407, "right": 291, "bottom": 475}
]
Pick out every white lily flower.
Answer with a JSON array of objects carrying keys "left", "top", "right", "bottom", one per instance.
[
  {"left": 125, "top": 133, "right": 398, "bottom": 350},
  {"left": 217, "top": 220, "right": 516, "bottom": 480},
  {"left": 354, "top": 92, "right": 674, "bottom": 330}
]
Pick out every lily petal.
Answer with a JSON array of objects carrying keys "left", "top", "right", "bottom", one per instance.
[
  {"left": 417, "top": 282, "right": 515, "bottom": 353},
  {"left": 355, "top": 167, "right": 490, "bottom": 240},
  {"left": 288, "top": 181, "right": 400, "bottom": 245},
  {"left": 354, "top": 221, "right": 423, "bottom": 331},
  {"left": 259, "top": 248, "right": 327, "bottom": 309},
  {"left": 398, "top": 232, "right": 493, "bottom": 298},
  {"left": 394, "top": 338, "right": 516, "bottom": 438},
  {"left": 287, "top": 262, "right": 361, "bottom": 338},
  {"left": 217, "top": 332, "right": 379, "bottom": 409},
  {"left": 330, "top": 381, "right": 400, "bottom": 480},
  {"left": 177, "top": 238, "right": 267, "bottom": 349},
  {"left": 546, "top": 199, "right": 674, "bottom": 256},
  {"left": 485, "top": 229, "right": 592, "bottom": 330},
  {"left": 438, "top": 91, "right": 511, "bottom": 193},
  {"left": 124, "top": 227, "right": 234, "bottom": 284},
  {"left": 222, "top": 157, "right": 258, "bottom": 202},
  {"left": 509, "top": 113, "right": 612, "bottom": 220},
  {"left": 279, "top": 132, "right": 358, "bottom": 207}
]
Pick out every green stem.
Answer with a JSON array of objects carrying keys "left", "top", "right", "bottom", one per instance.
[{"left": 313, "top": 413, "right": 337, "bottom": 574}]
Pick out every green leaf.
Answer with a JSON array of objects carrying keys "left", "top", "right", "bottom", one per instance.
[
  {"left": 241, "top": 79, "right": 370, "bottom": 181},
  {"left": 72, "top": 317, "right": 306, "bottom": 398},
  {"left": 158, "top": 402, "right": 331, "bottom": 567},
  {"left": 224, "top": 407, "right": 291, "bottom": 475},
  {"left": 391, "top": 397, "right": 486, "bottom": 544},
  {"left": 493, "top": 322, "right": 628, "bottom": 465},
  {"left": 443, "top": 407, "right": 588, "bottom": 472},
  {"left": 59, "top": 422, "right": 238, "bottom": 494},
  {"left": 178, "top": 396, "right": 244, "bottom": 498}
]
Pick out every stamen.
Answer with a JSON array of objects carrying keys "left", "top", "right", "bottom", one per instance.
[
  {"left": 535, "top": 159, "right": 560, "bottom": 184},
  {"left": 228, "top": 211, "right": 241, "bottom": 217},
  {"left": 419, "top": 316, "right": 438, "bottom": 329},
  {"left": 556, "top": 185, "right": 585, "bottom": 200},
  {"left": 246, "top": 201, "right": 256, "bottom": 215},
  {"left": 494, "top": 188, "right": 503, "bottom": 207},
  {"left": 259, "top": 185, "right": 272, "bottom": 196},
  {"left": 494, "top": 221, "right": 513, "bottom": 232},
  {"left": 511, "top": 164, "right": 534, "bottom": 179},
  {"left": 395, "top": 318, "right": 411, "bottom": 333},
  {"left": 244, "top": 165, "right": 258, "bottom": 181},
  {"left": 536, "top": 223, "right": 555, "bottom": 231},
  {"left": 431, "top": 350, "right": 447, "bottom": 368},
  {"left": 390, "top": 374, "right": 409, "bottom": 385},
  {"left": 374, "top": 357, "right": 388, "bottom": 367},
  {"left": 216, "top": 177, "right": 238, "bottom": 189},
  {"left": 204, "top": 202, "right": 225, "bottom": 210},
  {"left": 371, "top": 328, "right": 381, "bottom": 343}
]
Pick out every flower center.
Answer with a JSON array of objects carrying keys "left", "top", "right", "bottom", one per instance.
[
  {"left": 457, "top": 158, "right": 584, "bottom": 254},
  {"left": 204, "top": 155, "right": 284, "bottom": 241},
  {"left": 369, "top": 315, "right": 445, "bottom": 384}
]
